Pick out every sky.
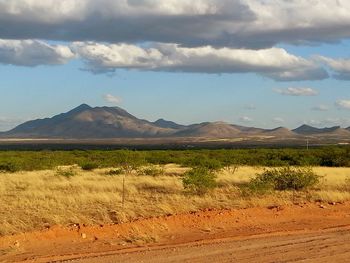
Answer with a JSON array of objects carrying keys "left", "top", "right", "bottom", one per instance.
[{"left": 1, "top": 0, "right": 350, "bottom": 131}]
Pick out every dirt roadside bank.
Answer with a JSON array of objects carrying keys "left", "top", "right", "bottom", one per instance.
[{"left": 1, "top": 202, "right": 350, "bottom": 263}]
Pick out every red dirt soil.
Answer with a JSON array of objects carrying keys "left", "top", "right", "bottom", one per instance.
[{"left": 1, "top": 202, "right": 350, "bottom": 263}]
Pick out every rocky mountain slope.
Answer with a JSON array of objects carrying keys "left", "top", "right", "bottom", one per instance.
[{"left": 1, "top": 105, "right": 349, "bottom": 139}]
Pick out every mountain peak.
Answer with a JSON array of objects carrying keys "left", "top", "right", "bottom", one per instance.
[
  {"left": 153, "top": 118, "right": 185, "bottom": 129},
  {"left": 298, "top": 124, "right": 314, "bottom": 129},
  {"left": 263, "top": 127, "right": 295, "bottom": 136},
  {"left": 76, "top": 103, "right": 91, "bottom": 109},
  {"left": 68, "top": 104, "right": 92, "bottom": 114}
]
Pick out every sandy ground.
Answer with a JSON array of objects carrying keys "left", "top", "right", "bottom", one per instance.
[{"left": 1, "top": 202, "right": 350, "bottom": 263}]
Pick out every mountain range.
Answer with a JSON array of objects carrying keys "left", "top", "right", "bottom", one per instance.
[{"left": 1, "top": 104, "right": 350, "bottom": 139}]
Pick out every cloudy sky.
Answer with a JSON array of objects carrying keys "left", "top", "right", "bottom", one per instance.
[{"left": 1, "top": 0, "right": 350, "bottom": 131}]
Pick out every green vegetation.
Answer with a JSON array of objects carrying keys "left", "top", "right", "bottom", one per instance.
[
  {"left": 138, "top": 166, "right": 164, "bottom": 176},
  {"left": 182, "top": 167, "right": 217, "bottom": 195},
  {"left": 80, "top": 162, "right": 99, "bottom": 171},
  {"left": 55, "top": 167, "right": 77, "bottom": 178},
  {"left": 0, "top": 146, "right": 350, "bottom": 172},
  {"left": 248, "top": 166, "right": 321, "bottom": 193},
  {"left": 0, "top": 162, "right": 19, "bottom": 173}
]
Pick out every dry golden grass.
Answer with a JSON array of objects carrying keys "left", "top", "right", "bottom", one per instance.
[{"left": 0, "top": 165, "right": 349, "bottom": 235}]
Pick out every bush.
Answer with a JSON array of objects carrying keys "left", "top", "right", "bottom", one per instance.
[
  {"left": 248, "top": 166, "right": 320, "bottom": 193},
  {"left": 106, "top": 168, "right": 124, "bottom": 176},
  {"left": 138, "top": 166, "right": 164, "bottom": 176},
  {"left": 80, "top": 162, "right": 99, "bottom": 171},
  {"left": 0, "top": 162, "right": 19, "bottom": 173},
  {"left": 184, "top": 156, "right": 224, "bottom": 171},
  {"left": 55, "top": 167, "right": 77, "bottom": 178},
  {"left": 182, "top": 167, "right": 217, "bottom": 195}
]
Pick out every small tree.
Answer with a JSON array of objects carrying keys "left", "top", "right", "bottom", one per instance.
[
  {"left": 182, "top": 167, "right": 217, "bottom": 195},
  {"left": 118, "top": 151, "right": 145, "bottom": 207}
]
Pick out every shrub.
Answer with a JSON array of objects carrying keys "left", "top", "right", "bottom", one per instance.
[
  {"left": 182, "top": 167, "right": 217, "bottom": 195},
  {"left": 55, "top": 167, "right": 77, "bottom": 178},
  {"left": 248, "top": 166, "right": 320, "bottom": 193},
  {"left": 106, "top": 168, "right": 124, "bottom": 176},
  {"left": 80, "top": 162, "right": 99, "bottom": 171},
  {"left": 184, "top": 157, "right": 224, "bottom": 171},
  {"left": 138, "top": 166, "right": 164, "bottom": 176},
  {"left": 0, "top": 162, "right": 19, "bottom": 173}
]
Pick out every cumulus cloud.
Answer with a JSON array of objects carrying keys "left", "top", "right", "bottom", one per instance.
[
  {"left": 0, "top": 39, "right": 74, "bottom": 66},
  {"left": 3, "top": 1, "right": 350, "bottom": 80},
  {"left": 239, "top": 116, "right": 253, "bottom": 123},
  {"left": 274, "top": 87, "right": 319, "bottom": 96},
  {"left": 1, "top": 1, "right": 350, "bottom": 48},
  {"left": 0, "top": 0, "right": 255, "bottom": 47},
  {"left": 335, "top": 99, "right": 350, "bottom": 110},
  {"left": 72, "top": 42, "right": 327, "bottom": 81},
  {"left": 316, "top": 56, "right": 350, "bottom": 80},
  {"left": 0, "top": 39, "right": 329, "bottom": 80},
  {"left": 103, "top": 94, "right": 122, "bottom": 104},
  {"left": 312, "top": 104, "right": 330, "bottom": 111},
  {"left": 272, "top": 117, "right": 285, "bottom": 123}
]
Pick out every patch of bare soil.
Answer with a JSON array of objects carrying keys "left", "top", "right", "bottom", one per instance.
[{"left": 1, "top": 202, "right": 350, "bottom": 263}]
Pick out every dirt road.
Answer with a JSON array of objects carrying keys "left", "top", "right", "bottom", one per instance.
[
  {"left": 74, "top": 227, "right": 350, "bottom": 263},
  {"left": 1, "top": 202, "right": 350, "bottom": 263}
]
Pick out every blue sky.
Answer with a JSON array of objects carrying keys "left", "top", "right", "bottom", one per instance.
[{"left": 1, "top": 1, "right": 350, "bottom": 131}]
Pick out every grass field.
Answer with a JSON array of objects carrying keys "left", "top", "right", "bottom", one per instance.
[{"left": 1, "top": 164, "right": 349, "bottom": 236}]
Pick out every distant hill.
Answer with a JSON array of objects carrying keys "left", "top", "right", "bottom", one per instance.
[
  {"left": 262, "top": 127, "right": 297, "bottom": 137},
  {"left": 174, "top": 122, "right": 241, "bottom": 138},
  {"left": 326, "top": 127, "right": 350, "bottom": 136},
  {"left": 153, "top": 119, "right": 186, "bottom": 130},
  {"left": 293, "top": 124, "right": 324, "bottom": 135},
  {"left": 293, "top": 125, "right": 350, "bottom": 136},
  {"left": 1, "top": 105, "right": 349, "bottom": 140},
  {"left": 231, "top": 125, "right": 265, "bottom": 134},
  {"left": 2, "top": 104, "right": 175, "bottom": 138}
]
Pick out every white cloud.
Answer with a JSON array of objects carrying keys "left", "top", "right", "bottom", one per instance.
[
  {"left": 103, "top": 94, "right": 122, "bottom": 104},
  {"left": 335, "top": 99, "right": 350, "bottom": 110},
  {"left": 311, "top": 105, "right": 330, "bottom": 111},
  {"left": 305, "top": 119, "right": 322, "bottom": 127},
  {"left": 239, "top": 116, "right": 253, "bottom": 122},
  {"left": 4, "top": 1, "right": 350, "bottom": 79},
  {"left": 0, "top": 39, "right": 74, "bottom": 66},
  {"left": 0, "top": 39, "right": 329, "bottom": 80},
  {"left": 72, "top": 42, "right": 327, "bottom": 81},
  {"left": 316, "top": 56, "right": 350, "bottom": 80},
  {"left": 274, "top": 87, "right": 319, "bottom": 96},
  {"left": 1, "top": 1, "right": 350, "bottom": 48},
  {"left": 272, "top": 117, "right": 284, "bottom": 123}
]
